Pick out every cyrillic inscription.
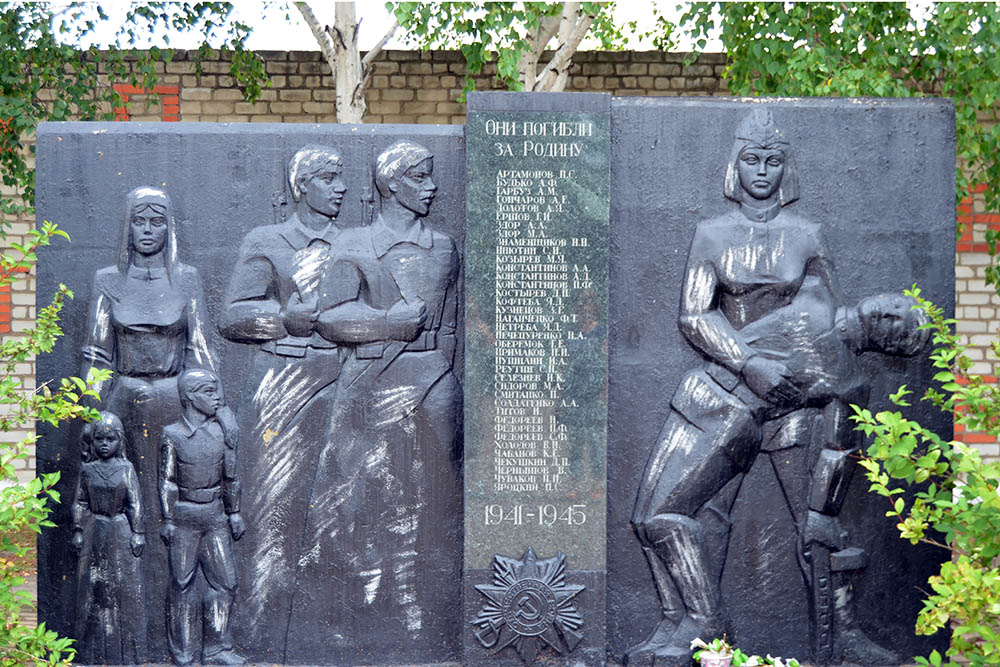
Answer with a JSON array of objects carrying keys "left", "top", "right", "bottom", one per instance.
[
  {"left": 466, "top": 107, "right": 609, "bottom": 575},
  {"left": 493, "top": 167, "right": 584, "bottom": 495}
]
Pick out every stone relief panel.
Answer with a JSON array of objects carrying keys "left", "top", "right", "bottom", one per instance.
[
  {"left": 36, "top": 125, "right": 465, "bottom": 666},
  {"left": 606, "top": 99, "right": 954, "bottom": 666},
  {"left": 626, "top": 109, "right": 928, "bottom": 666}
]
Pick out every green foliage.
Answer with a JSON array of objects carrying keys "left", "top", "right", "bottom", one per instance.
[
  {"left": 0, "top": 222, "right": 110, "bottom": 664},
  {"left": 679, "top": 2, "right": 1000, "bottom": 218},
  {"left": 671, "top": 3, "right": 1000, "bottom": 660},
  {"left": 852, "top": 287, "right": 1000, "bottom": 666},
  {"left": 388, "top": 2, "right": 628, "bottom": 95},
  {"left": 0, "top": 2, "right": 268, "bottom": 217}
]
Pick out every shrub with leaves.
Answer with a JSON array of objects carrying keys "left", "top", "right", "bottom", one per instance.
[
  {"left": 0, "top": 221, "right": 110, "bottom": 664},
  {"left": 853, "top": 287, "right": 1000, "bottom": 667}
]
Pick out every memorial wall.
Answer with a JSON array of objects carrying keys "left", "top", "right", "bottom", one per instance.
[{"left": 35, "top": 94, "right": 953, "bottom": 666}]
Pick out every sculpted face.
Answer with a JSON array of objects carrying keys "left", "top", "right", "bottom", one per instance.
[
  {"left": 738, "top": 147, "right": 785, "bottom": 201},
  {"left": 393, "top": 157, "right": 436, "bottom": 217},
  {"left": 301, "top": 162, "right": 347, "bottom": 218},
  {"left": 92, "top": 426, "right": 122, "bottom": 460},
  {"left": 861, "top": 294, "right": 923, "bottom": 355},
  {"left": 130, "top": 203, "right": 168, "bottom": 256},
  {"left": 187, "top": 380, "right": 221, "bottom": 418}
]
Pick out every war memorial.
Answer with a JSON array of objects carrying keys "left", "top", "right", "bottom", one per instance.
[{"left": 34, "top": 93, "right": 954, "bottom": 665}]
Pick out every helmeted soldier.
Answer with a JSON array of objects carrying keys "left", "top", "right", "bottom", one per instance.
[{"left": 160, "top": 368, "right": 246, "bottom": 665}]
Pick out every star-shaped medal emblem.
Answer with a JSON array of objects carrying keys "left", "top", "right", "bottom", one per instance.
[{"left": 472, "top": 548, "right": 585, "bottom": 663}]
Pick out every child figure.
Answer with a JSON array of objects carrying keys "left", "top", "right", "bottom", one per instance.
[
  {"left": 160, "top": 369, "right": 246, "bottom": 665},
  {"left": 71, "top": 411, "right": 148, "bottom": 665}
]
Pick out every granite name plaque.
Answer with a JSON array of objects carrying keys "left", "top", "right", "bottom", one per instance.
[{"left": 464, "top": 93, "right": 610, "bottom": 665}]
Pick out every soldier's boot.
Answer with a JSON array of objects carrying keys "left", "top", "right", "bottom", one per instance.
[
  {"left": 831, "top": 549, "right": 898, "bottom": 666},
  {"left": 625, "top": 515, "right": 723, "bottom": 667},
  {"left": 202, "top": 587, "right": 246, "bottom": 665},
  {"left": 624, "top": 548, "right": 684, "bottom": 665}
]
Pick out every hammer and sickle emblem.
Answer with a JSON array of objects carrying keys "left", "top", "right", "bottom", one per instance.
[{"left": 515, "top": 591, "right": 544, "bottom": 622}]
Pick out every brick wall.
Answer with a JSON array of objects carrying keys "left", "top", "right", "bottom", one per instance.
[
  {"left": 136, "top": 50, "right": 727, "bottom": 124},
  {"left": 4, "top": 49, "right": 995, "bottom": 481}
]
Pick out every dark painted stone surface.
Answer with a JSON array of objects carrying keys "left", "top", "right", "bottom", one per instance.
[
  {"left": 607, "top": 98, "right": 953, "bottom": 665},
  {"left": 34, "top": 96, "right": 955, "bottom": 667},
  {"left": 464, "top": 92, "right": 610, "bottom": 665},
  {"left": 36, "top": 122, "right": 465, "bottom": 666}
]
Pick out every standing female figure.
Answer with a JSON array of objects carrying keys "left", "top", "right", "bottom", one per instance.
[
  {"left": 629, "top": 108, "right": 833, "bottom": 663},
  {"left": 628, "top": 109, "right": 897, "bottom": 666},
  {"left": 82, "top": 186, "right": 215, "bottom": 655},
  {"left": 72, "top": 412, "right": 147, "bottom": 664}
]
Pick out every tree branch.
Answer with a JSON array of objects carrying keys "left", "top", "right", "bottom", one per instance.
[
  {"left": 295, "top": 2, "right": 337, "bottom": 70},
  {"left": 361, "top": 18, "right": 399, "bottom": 69},
  {"left": 328, "top": 24, "right": 348, "bottom": 51},
  {"left": 534, "top": 4, "right": 595, "bottom": 91},
  {"left": 533, "top": 13, "right": 561, "bottom": 53},
  {"left": 520, "top": 12, "right": 560, "bottom": 89}
]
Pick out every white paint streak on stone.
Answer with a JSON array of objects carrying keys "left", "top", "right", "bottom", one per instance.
[
  {"left": 245, "top": 365, "right": 326, "bottom": 625},
  {"left": 694, "top": 319, "right": 745, "bottom": 366},
  {"left": 298, "top": 541, "right": 321, "bottom": 568},
  {"left": 834, "top": 586, "right": 849, "bottom": 611},
  {"left": 404, "top": 604, "right": 422, "bottom": 632},
  {"left": 370, "top": 385, "right": 422, "bottom": 427},
  {"left": 376, "top": 143, "right": 430, "bottom": 183},
  {"left": 292, "top": 243, "right": 330, "bottom": 296},
  {"left": 673, "top": 528, "right": 712, "bottom": 611},
  {"left": 770, "top": 229, "right": 786, "bottom": 267},
  {"left": 94, "top": 293, "right": 111, "bottom": 334},
  {"left": 360, "top": 568, "right": 382, "bottom": 605},
  {"left": 254, "top": 314, "right": 275, "bottom": 335},
  {"left": 187, "top": 298, "right": 215, "bottom": 371},
  {"left": 683, "top": 264, "right": 714, "bottom": 313},
  {"left": 665, "top": 419, "right": 698, "bottom": 459},
  {"left": 132, "top": 186, "right": 163, "bottom": 199}
]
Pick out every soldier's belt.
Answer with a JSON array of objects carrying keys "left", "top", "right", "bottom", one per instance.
[
  {"left": 406, "top": 330, "right": 437, "bottom": 352},
  {"left": 262, "top": 336, "right": 338, "bottom": 358},
  {"left": 178, "top": 486, "right": 221, "bottom": 503},
  {"left": 355, "top": 330, "right": 438, "bottom": 360}
]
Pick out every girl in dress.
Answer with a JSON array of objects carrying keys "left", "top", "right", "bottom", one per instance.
[{"left": 71, "top": 411, "right": 147, "bottom": 664}]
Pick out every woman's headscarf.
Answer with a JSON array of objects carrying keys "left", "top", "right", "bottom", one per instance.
[{"left": 117, "top": 186, "right": 181, "bottom": 281}]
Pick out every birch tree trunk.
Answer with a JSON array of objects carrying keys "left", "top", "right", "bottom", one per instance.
[
  {"left": 525, "top": 2, "right": 597, "bottom": 92},
  {"left": 295, "top": 2, "right": 396, "bottom": 123}
]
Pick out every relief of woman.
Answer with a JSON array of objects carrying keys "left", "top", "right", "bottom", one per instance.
[{"left": 81, "top": 186, "right": 215, "bottom": 655}]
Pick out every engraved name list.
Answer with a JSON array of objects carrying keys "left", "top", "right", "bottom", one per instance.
[{"left": 465, "top": 108, "right": 609, "bottom": 573}]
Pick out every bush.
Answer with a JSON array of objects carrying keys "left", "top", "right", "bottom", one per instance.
[
  {"left": 854, "top": 287, "right": 1000, "bottom": 667},
  {"left": 0, "top": 221, "right": 109, "bottom": 665}
]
